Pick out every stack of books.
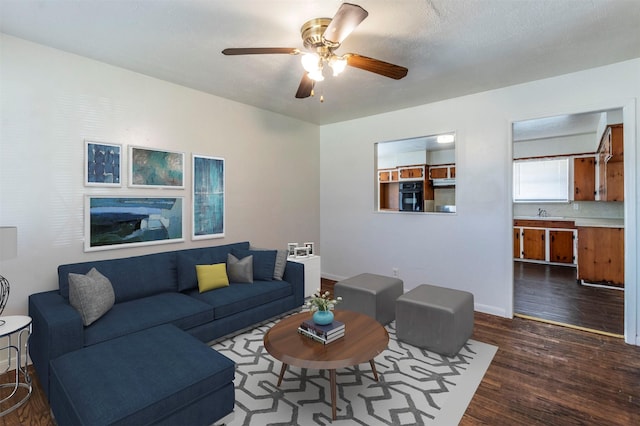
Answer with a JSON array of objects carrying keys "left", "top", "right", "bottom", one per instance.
[{"left": 298, "top": 319, "right": 345, "bottom": 344}]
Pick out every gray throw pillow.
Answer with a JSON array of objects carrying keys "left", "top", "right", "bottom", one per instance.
[
  {"left": 227, "top": 253, "right": 253, "bottom": 283},
  {"left": 250, "top": 246, "right": 288, "bottom": 280},
  {"left": 68, "top": 267, "right": 115, "bottom": 326}
]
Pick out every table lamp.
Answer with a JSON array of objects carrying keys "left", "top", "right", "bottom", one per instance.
[{"left": 0, "top": 226, "right": 17, "bottom": 326}]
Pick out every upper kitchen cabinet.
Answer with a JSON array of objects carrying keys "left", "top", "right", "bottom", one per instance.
[
  {"left": 376, "top": 133, "right": 456, "bottom": 213},
  {"left": 596, "top": 124, "right": 624, "bottom": 202},
  {"left": 573, "top": 156, "right": 596, "bottom": 201}
]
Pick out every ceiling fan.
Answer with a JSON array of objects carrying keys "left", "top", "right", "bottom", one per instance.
[{"left": 222, "top": 3, "right": 408, "bottom": 100}]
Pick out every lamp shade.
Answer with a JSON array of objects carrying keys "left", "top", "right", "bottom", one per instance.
[{"left": 0, "top": 227, "right": 17, "bottom": 260}]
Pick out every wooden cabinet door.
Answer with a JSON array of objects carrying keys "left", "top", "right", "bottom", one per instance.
[
  {"left": 379, "top": 171, "right": 390, "bottom": 182},
  {"left": 549, "top": 230, "right": 574, "bottom": 264},
  {"left": 429, "top": 167, "right": 448, "bottom": 179},
  {"left": 605, "top": 161, "right": 624, "bottom": 201},
  {"left": 391, "top": 170, "right": 399, "bottom": 181},
  {"left": 574, "top": 157, "right": 596, "bottom": 201},
  {"left": 399, "top": 167, "right": 424, "bottom": 179},
  {"left": 522, "top": 228, "right": 545, "bottom": 260},
  {"left": 609, "top": 125, "right": 623, "bottom": 158},
  {"left": 577, "top": 227, "right": 624, "bottom": 286},
  {"left": 450, "top": 167, "right": 456, "bottom": 178},
  {"left": 513, "top": 228, "right": 522, "bottom": 259}
]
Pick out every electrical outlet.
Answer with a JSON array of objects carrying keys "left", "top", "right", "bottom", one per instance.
[
  {"left": 573, "top": 202, "right": 580, "bottom": 210},
  {"left": 392, "top": 268, "right": 399, "bottom": 277}
]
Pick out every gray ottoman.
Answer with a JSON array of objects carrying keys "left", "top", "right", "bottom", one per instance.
[
  {"left": 396, "top": 284, "right": 474, "bottom": 356},
  {"left": 334, "top": 273, "right": 403, "bottom": 325}
]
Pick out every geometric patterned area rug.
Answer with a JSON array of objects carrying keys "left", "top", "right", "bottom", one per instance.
[{"left": 212, "top": 317, "right": 497, "bottom": 426}]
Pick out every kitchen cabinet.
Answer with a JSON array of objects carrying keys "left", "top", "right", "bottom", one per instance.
[
  {"left": 577, "top": 227, "right": 624, "bottom": 287},
  {"left": 513, "top": 227, "right": 521, "bottom": 259},
  {"left": 428, "top": 165, "right": 455, "bottom": 180},
  {"left": 596, "top": 124, "right": 624, "bottom": 202},
  {"left": 378, "top": 181, "right": 399, "bottom": 210},
  {"left": 521, "top": 228, "right": 545, "bottom": 260},
  {"left": 549, "top": 230, "right": 575, "bottom": 264},
  {"left": 573, "top": 156, "right": 596, "bottom": 201},
  {"left": 514, "top": 220, "right": 577, "bottom": 265},
  {"left": 398, "top": 165, "right": 425, "bottom": 180},
  {"left": 378, "top": 169, "right": 398, "bottom": 182}
]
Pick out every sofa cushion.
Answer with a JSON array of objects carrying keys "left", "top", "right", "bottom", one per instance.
[
  {"left": 58, "top": 251, "right": 177, "bottom": 303},
  {"left": 196, "top": 264, "right": 229, "bottom": 292},
  {"left": 68, "top": 268, "right": 115, "bottom": 326},
  {"left": 187, "top": 280, "right": 292, "bottom": 320},
  {"left": 176, "top": 242, "right": 251, "bottom": 291},
  {"left": 250, "top": 246, "right": 287, "bottom": 280},
  {"left": 50, "top": 324, "right": 235, "bottom": 426},
  {"left": 227, "top": 253, "right": 253, "bottom": 283},
  {"left": 230, "top": 248, "right": 277, "bottom": 281},
  {"left": 83, "top": 293, "right": 214, "bottom": 347}
]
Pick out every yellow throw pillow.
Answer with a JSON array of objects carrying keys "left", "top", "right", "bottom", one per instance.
[{"left": 196, "top": 263, "right": 229, "bottom": 293}]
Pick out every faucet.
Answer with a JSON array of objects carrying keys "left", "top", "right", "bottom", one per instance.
[{"left": 537, "top": 208, "right": 548, "bottom": 217}]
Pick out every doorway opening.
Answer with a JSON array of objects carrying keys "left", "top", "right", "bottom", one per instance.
[{"left": 512, "top": 109, "right": 625, "bottom": 337}]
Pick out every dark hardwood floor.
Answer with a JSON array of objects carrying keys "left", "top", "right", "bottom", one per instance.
[
  {"left": 1, "top": 279, "right": 636, "bottom": 425},
  {"left": 514, "top": 261, "right": 625, "bottom": 336}
]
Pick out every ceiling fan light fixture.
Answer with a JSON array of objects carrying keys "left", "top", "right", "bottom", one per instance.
[
  {"left": 301, "top": 53, "right": 321, "bottom": 72},
  {"left": 308, "top": 68, "right": 325, "bottom": 82},
  {"left": 329, "top": 55, "right": 347, "bottom": 76}
]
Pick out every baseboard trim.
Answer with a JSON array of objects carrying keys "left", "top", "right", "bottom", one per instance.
[{"left": 514, "top": 313, "right": 624, "bottom": 339}]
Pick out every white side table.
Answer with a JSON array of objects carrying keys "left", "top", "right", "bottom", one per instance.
[
  {"left": 0, "top": 315, "right": 32, "bottom": 416},
  {"left": 288, "top": 255, "right": 321, "bottom": 298}
]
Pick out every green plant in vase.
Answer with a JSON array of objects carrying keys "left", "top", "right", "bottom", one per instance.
[{"left": 306, "top": 290, "right": 342, "bottom": 325}]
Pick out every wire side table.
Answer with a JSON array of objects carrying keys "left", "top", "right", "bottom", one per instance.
[{"left": 0, "top": 315, "right": 32, "bottom": 416}]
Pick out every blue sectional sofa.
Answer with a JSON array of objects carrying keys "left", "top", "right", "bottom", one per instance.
[{"left": 29, "top": 241, "right": 304, "bottom": 424}]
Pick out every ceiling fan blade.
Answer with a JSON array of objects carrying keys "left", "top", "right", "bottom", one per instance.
[
  {"left": 295, "top": 73, "right": 314, "bottom": 98},
  {"left": 222, "top": 48, "right": 300, "bottom": 55},
  {"left": 346, "top": 54, "right": 408, "bottom": 80},
  {"left": 323, "top": 3, "right": 368, "bottom": 46}
]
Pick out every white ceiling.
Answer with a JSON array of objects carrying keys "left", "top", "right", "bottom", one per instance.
[{"left": 1, "top": 0, "right": 639, "bottom": 125}]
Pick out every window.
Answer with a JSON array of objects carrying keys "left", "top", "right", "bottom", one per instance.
[{"left": 513, "top": 158, "right": 569, "bottom": 202}]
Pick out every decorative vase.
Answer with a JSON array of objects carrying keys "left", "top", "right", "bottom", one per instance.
[{"left": 312, "top": 310, "right": 334, "bottom": 325}]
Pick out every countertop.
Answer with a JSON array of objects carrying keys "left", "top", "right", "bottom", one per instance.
[{"left": 514, "top": 216, "right": 624, "bottom": 228}]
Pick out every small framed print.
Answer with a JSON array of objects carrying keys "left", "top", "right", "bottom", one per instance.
[
  {"left": 287, "top": 243, "right": 298, "bottom": 257},
  {"left": 129, "top": 146, "right": 185, "bottom": 188},
  {"left": 85, "top": 140, "right": 122, "bottom": 186},
  {"left": 294, "top": 246, "right": 310, "bottom": 258},
  {"left": 304, "top": 242, "right": 314, "bottom": 255}
]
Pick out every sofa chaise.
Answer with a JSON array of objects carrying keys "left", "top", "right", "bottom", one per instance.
[{"left": 29, "top": 241, "right": 304, "bottom": 424}]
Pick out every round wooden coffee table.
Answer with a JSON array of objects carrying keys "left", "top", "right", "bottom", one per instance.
[{"left": 263, "top": 309, "right": 389, "bottom": 420}]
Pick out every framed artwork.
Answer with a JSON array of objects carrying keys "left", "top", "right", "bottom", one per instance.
[
  {"left": 129, "top": 146, "right": 184, "bottom": 188},
  {"left": 85, "top": 196, "right": 184, "bottom": 251},
  {"left": 294, "top": 246, "right": 310, "bottom": 258},
  {"left": 304, "top": 242, "right": 315, "bottom": 255},
  {"left": 192, "top": 155, "right": 225, "bottom": 240},
  {"left": 287, "top": 243, "right": 298, "bottom": 257},
  {"left": 85, "top": 140, "right": 121, "bottom": 186}
]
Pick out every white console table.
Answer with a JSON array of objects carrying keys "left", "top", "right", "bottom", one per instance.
[{"left": 288, "top": 255, "right": 321, "bottom": 298}]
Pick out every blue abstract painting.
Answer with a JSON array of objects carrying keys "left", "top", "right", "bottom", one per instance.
[
  {"left": 192, "top": 155, "right": 224, "bottom": 239},
  {"left": 130, "top": 146, "right": 184, "bottom": 188},
  {"left": 86, "top": 141, "right": 121, "bottom": 186},
  {"left": 86, "top": 197, "right": 184, "bottom": 251}
]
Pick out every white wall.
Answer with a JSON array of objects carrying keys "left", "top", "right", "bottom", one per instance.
[
  {"left": 513, "top": 133, "right": 597, "bottom": 158},
  {"left": 0, "top": 35, "right": 320, "bottom": 316},
  {"left": 320, "top": 59, "right": 640, "bottom": 344}
]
